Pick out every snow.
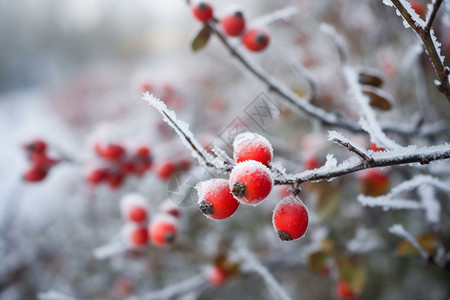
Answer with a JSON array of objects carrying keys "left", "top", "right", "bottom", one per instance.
[
  {"left": 430, "top": 28, "right": 446, "bottom": 64},
  {"left": 358, "top": 196, "right": 423, "bottom": 210},
  {"left": 328, "top": 130, "right": 368, "bottom": 157},
  {"left": 252, "top": 6, "right": 299, "bottom": 26},
  {"left": 418, "top": 184, "right": 441, "bottom": 224}
]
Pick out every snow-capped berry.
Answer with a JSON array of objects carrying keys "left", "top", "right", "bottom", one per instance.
[
  {"left": 149, "top": 214, "right": 178, "bottom": 248},
  {"left": 229, "top": 161, "right": 273, "bottom": 205},
  {"left": 124, "top": 224, "right": 149, "bottom": 248},
  {"left": 191, "top": 1, "right": 213, "bottom": 23},
  {"left": 23, "top": 166, "right": 47, "bottom": 182},
  {"left": 233, "top": 132, "right": 273, "bottom": 166},
  {"left": 336, "top": 280, "right": 356, "bottom": 300},
  {"left": 221, "top": 10, "right": 246, "bottom": 36},
  {"left": 120, "top": 193, "right": 149, "bottom": 223},
  {"left": 25, "top": 139, "right": 47, "bottom": 154},
  {"left": 272, "top": 196, "right": 309, "bottom": 241},
  {"left": 156, "top": 160, "right": 176, "bottom": 181},
  {"left": 196, "top": 179, "right": 239, "bottom": 220},
  {"left": 159, "top": 200, "right": 181, "bottom": 218},
  {"left": 207, "top": 265, "right": 228, "bottom": 286},
  {"left": 242, "top": 28, "right": 270, "bottom": 52},
  {"left": 87, "top": 167, "right": 109, "bottom": 185}
]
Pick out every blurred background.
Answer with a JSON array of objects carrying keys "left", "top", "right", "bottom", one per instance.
[{"left": 0, "top": 0, "right": 449, "bottom": 299}]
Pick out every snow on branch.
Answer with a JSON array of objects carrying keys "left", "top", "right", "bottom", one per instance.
[
  {"left": 389, "top": 224, "right": 429, "bottom": 259},
  {"left": 277, "top": 143, "right": 450, "bottom": 185},
  {"left": 359, "top": 175, "right": 448, "bottom": 218},
  {"left": 328, "top": 131, "right": 370, "bottom": 162},
  {"left": 253, "top": 6, "right": 299, "bottom": 26},
  {"left": 238, "top": 248, "right": 293, "bottom": 300},
  {"left": 143, "top": 92, "right": 232, "bottom": 171},
  {"left": 126, "top": 274, "right": 207, "bottom": 300},
  {"left": 384, "top": 0, "right": 450, "bottom": 103}
]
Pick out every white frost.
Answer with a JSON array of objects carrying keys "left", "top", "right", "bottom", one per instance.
[{"left": 389, "top": 224, "right": 429, "bottom": 259}]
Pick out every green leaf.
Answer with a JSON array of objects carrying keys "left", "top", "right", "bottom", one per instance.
[{"left": 191, "top": 25, "right": 212, "bottom": 52}]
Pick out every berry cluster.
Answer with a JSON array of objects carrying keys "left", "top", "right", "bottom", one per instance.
[
  {"left": 22, "top": 139, "right": 59, "bottom": 182},
  {"left": 87, "top": 143, "right": 152, "bottom": 189},
  {"left": 191, "top": 2, "right": 270, "bottom": 52},
  {"left": 196, "top": 132, "right": 309, "bottom": 241},
  {"left": 120, "top": 193, "right": 180, "bottom": 249}
]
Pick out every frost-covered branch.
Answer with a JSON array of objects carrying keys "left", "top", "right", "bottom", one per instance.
[
  {"left": 290, "top": 62, "right": 317, "bottom": 102},
  {"left": 238, "top": 248, "right": 293, "bottom": 300},
  {"left": 328, "top": 131, "right": 370, "bottom": 162},
  {"left": 384, "top": 0, "right": 450, "bottom": 103},
  {"left": 276, "top": 143, "right": 450, "bottom": 185},
  {"left": 253, "top": 6, "right": 299, "bottom": 26}
]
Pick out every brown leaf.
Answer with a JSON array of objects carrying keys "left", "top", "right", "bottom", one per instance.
[
  {"left": 308, "top": 251, "right": 329, "bottom": 273},
  {"left": 358, "top": 67, "right": 384, "bottom": 87},
  {"left": 362, "top": 86, "right": 393, "bottom": 111},
  {"left": 191, "top": 25, "right": 212, "bottom": 52}
]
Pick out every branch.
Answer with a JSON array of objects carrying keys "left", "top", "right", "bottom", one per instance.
[
  {"left": 276, "top": 143, "right": 450, "bottom": 185},
  {"left": 386, "top": 0, "right": 450, "bottom": 103},
  {"left": 328, "top": 131, "right": 371, "bottom": 162},
  {"left": 389, "top": 224, "right": 429, "bottom": 259}
]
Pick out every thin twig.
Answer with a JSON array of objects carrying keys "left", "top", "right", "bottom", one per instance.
[
  {"left": 425, "top": 0, "right": 443, "bottom": 32},
  {"left": 328, "top": 131, "right": 371, "bottom": 162}
]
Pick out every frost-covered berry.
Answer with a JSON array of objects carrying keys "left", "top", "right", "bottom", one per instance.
[
  {"left": 221, "top": 10, "right": 246, "bottom": 36},
  {"left": 149, "top": 214, "right": 178, "bottom": 248},
  {"left": 23, "top": 166, "right": 47, "bottom": 182},
  {"left": 104, "top": 144, "right": 126, "bottom": 160},
  {"left": 159, "top": 200, "right": 181, "bottom": 218},
  {"left": 124, "top": 224, "right": 149, "bottom": 249},
  {"left": 272, "top": 196, "right": 309, "bottom": 241},
  {"left": 242, "top": 28, "right": 270, "bottom": 52},
  {"left": 191, "top": 1, "right": 213, "bottom": 23},
  {"left": 120, "top": 193, "right": 149, "bottom": 223},
  {"left": 196, "top": 179, "right": 239, "bottom": 220},
  {"left": 207, "top": 265, "right": 228, "bottom": 286},
  {"left": 336, "top": 280, "right": 356, "bottom": 300},
  {"left": 229, "top": 161, "right": 273, "bottom": 205},
  {"left": 233, "top": 132, "right": 273, "bottom": 166}
]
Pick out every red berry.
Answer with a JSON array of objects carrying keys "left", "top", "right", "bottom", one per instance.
[
  {"left": 87, "top": 167, "right": 109, "bottom": 185},
  {"left": 304, "top": 156, "right": 320, "bottom": 170},
  {"left": 229, "top": 161, "right": 273, "bottom": 205},
  {"left": 159, "top": 200, "right": 181, "bottom": 218},
  {"left": 191, "top": 1, "right": 213, "bottom": 23},
  {"left": 25, "top": 139, "right": 46, "bottom": 154},
  {"left": 336, "top": 280, "right": 356, "bottom": 300},
  {"left": 176, "top": 157, "right": 192, "bottom": 172},
  {"left": 410, "top": 0, "right": 426, "bottom": 17},
  {"left": 149, "top": 214, "right": 178, "bottom": 248},
  {"left": 370, "top": 143, "right": 385, "bottom": 152},
  {"left": 242, "top": 28, "right": 270, "bottom": 52},
  {"left": 29, "top": 152, "right": 58, "bottom": 170},
  {"left": 221, "top": 10, "right": 246, "bottom": 36},
  {"left": 272, "top": 196, "right": 309, "bottom": 241},
  {"left": 156, "top": 160, "right": 176, "bottom": 181},
  {"left": 125, "top": 225, "right": 149, "bottom": 248},
  {"left": 233, "top": 132, "right": 273, "bottom": 166},
  {"left": 121, "top": 161, "right": 136, "bottom": 174},
  {"left": 359, "top": 169, "right": 389, "bottom": 197},
  {"left": 279, "top": 185, "right": 291, "bottom": 198},
  {"left": 207, "top": 265, "right": 228, "bottom": 286},
  {"left": 121, "top": 193, "right": 149, "bottom": 223},
  {"left": 136, "top": 146, "right": 151, "bottom": 158},
  {"left": 197, "top": 179, "right": 240, "bottom": 220},
  {"left": 107, "top": 172, "right": 124, "bottom": 189},
  {"left": 23, "top": 166, "right": 47, "bottom": 182},
  {"left": 104, "top": 144, "right": 126, "bottom": 160}
]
